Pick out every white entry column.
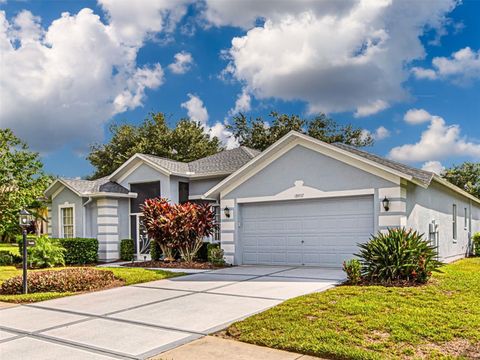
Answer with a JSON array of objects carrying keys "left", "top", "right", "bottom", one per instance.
[{"left": 97, "top": 198, "right": 119, "bottom": 262}]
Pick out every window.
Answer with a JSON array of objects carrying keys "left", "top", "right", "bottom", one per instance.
[
  {"left": 464, "top": 207, "right": 468, "bottom": 230},
  {"left": 452, "top": 204, "right": 457, "bottom": 241},
  {"left": 179, "top": 182, "right": 189, "bottom": 204},
  {"left": 130, "top": 181, "right": 160, "bottom": 213},
  {"left": 61, "top": 207, "right": 74, "bottom": 238}
]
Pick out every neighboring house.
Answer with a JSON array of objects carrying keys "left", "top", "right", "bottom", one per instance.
[{"left": 45, "top": 131, "right": 480, "bottom": 266}]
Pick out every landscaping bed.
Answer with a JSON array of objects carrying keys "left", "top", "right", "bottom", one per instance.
[
  {"left": 225, "top": 258, "right": 480, "bottom": 360},
  {"left": 0, "top": 265, "right": 183, "bottom": 303},
  {"left": 123, "top": 260, "right": 228, "bottom": 270}
]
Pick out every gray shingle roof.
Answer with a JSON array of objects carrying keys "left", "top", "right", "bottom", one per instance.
[
  {"left": 142, "top": 146, "right": 260, "bottom": 176},
  {"left": 332, "top": 143, "right": 434, "bottom": 187},
  {"left": 62, "top": 177, "right": 129, "bottom": 195}
]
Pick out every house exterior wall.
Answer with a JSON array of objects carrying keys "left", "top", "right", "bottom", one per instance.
[
  {"left": 220, "top": 144, "right": 401, "bottom": 265},
  {"left": 406, "top": 181, "right": 480, "bottom": 262},
  {"left": 170, "top": 176, "right": 189, "bottom": 203},
  {"left": 50, "top": 187, "right": 84, "bottom": 238},
  {"left": 118, "top": 163, "right": 171, "bottom": 200},
  {"left": 190, "top": 177, "right": 226, "bottom": 198}
]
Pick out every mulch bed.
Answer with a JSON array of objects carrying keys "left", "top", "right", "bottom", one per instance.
[{"left": 123, "top": 260, "right": 228, "bottom": 270}]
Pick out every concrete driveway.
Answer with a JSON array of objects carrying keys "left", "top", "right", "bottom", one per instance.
[{"left": 0, "top": 266, "right": 343, "bottom": 360}]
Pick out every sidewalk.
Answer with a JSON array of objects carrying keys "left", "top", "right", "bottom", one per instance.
[{"left": 152, "top": 336, "right": 322, "bottom": 360}]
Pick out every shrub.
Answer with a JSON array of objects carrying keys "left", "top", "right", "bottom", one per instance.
[
  {"left": 0, "top": 268, "right": 119, "bottom": 295},
  {"left": 196, "top": 242, "right": 209, "bottom": 262},
  {"left": 58, "top": 238, "right": 98, "bottom": 264},
  {"left": 207, "top": 243, "right": 225, "bottom": 266},
  {"left": 120, "top": 239, "right": 135, "bottom": 261},
  {"left": 473, "top": 232, "right": 480, "bottom": 256},
  {"left": 343, "top": 259, "right": 361, "bottom": 285},
  {"left": 0, "top": 251, "right": 22, "bottom": 266},
  {"left": 357, "top": 228, "right": 441, "bottom": 284},
  {"left": 142, "top": 198, "right": 216, "bottom": 262},
  {"left": 28, "top": 235, "right": 65, "bottom": 268},
  {"left": 150, "top": 241, "right": 162, "bottom": 261}
]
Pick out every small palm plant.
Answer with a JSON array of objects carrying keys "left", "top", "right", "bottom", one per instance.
[{"left": 357, "top": 228, "right": 441, "bottom": 284}]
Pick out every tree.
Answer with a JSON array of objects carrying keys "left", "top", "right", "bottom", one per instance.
[
  {"left": 442, "top": 162, "right": 480, "bottom": 199},
  {"left": 227, "top": 112, "right": 373, "bottom": 151},
  {"left": 87, "top": 113, "right": 222, "bottom": 179},
  {"left": 0, "top": 129, "right": 51, "bottom": 241}
]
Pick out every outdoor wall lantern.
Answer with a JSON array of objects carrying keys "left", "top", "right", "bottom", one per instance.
[
  {"left": 223, "top": 206, "right": 231, "bottom": 218},
  {"left": 382, "top": 196, "right": 390, "bottom": 212},
  {"left": 19, "top": 209, "right": 33, "bottom": 294}
]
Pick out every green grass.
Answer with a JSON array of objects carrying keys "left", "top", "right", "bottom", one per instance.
[
  {"left": 0, "top": 242, "right": 20, "bottom": 256},
  {"left": 0, "top": 265, "right": 183, "bottom": 303},
  {"left": 227, "top": 258, "right": 480, "bottom": 360}
]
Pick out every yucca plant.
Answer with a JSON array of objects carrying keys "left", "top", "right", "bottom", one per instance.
[{"left": 357, "top": 228, "right": 441, "bottom": 284}]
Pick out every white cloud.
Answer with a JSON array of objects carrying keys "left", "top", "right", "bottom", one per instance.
[
  {"left": 354, "top": 100, "right": 389, "bottom": 118},
  {"left": 228, "top": 87, "right": 251, "bottom": 115},
  {"left": 361, "top": 126, "right": 390, "bottom": 142},
  {"left": 181, "top": 94, "right": 238, "bottom": 149},
  {"left": 0, "top": 2, "right": 188, "bottom": 152},
  {"left": 412, "top": 47, "right": 480, "bottom": 84},
  {"left": 389, "top": 114, "right": 480, "bottom": 163},
  {"left": 168, "top": 51, "right": 194, "bottom": 74},
  {"left": 181, "top": 93, "right": 209, "bottom": 124},
  {"left": 404, "top": 108, "right": 433, "bottom": 125},
  {"left": 374, "top": 126, "right": 390, "bottom": 140},
  {"left": 422, "top": 161, "right": 445, "bottom": 174},
  {"left": 216, "top": 0, "right": 457, "bottom": 115}
]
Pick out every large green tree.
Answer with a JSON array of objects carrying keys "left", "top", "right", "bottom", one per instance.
[
  {"left": 442, "top": 162, "right": 480, "bottom": 199},
  {"left": 87, "top": 113, "right": 223, "bottom": 179},
  {"left": 227, "top": 112, "right": 373, "bottom": 151},
  {"left": 0, "top": 129, "right": 51, "bottom": 241}
]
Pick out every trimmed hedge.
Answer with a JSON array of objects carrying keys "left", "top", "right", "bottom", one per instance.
[
  {"left": 473, "top": 232, "right": 480, "bottom": 256},
  {"left": 150, "top": 241, "right": 162, "bottom": 261},
  {"left": 120, "top": 239, "right": 135, "bottom": 261},
  {"left": 19, "top": 237, "right": 99, "bottom": 265},
  {"left": 0, "top": 268, "right": 118, "bottom": 294},
  {"left": 58, "top": 238, "right": 98, "bottom": 264}
]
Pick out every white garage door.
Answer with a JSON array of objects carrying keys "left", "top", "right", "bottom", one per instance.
[{"left": 240, "top": 196, "right": 374, "bottom": 267}]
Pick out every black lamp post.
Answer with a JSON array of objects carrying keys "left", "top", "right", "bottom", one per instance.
[
  {"left": 19, "top": 209, "right": 32, "bottom": 294},
  {"left": 382, "top": 196, "right": 390, "bottom": 212}
]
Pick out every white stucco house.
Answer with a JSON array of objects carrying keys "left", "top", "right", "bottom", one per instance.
[{"left": 45, "top": 131, "right": 480, "bottom": 266}]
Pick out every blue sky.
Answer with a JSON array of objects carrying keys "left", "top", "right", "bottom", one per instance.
[{"left": 1, "top": 0, "right": 479, "bottom": 178}]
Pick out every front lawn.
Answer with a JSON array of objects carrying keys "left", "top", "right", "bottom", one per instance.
[
  {"left": 0, "top": 266, "right": 182, "bottom": 303},
  {"left": 227, "top": 258, "right": 480, "bottom": 360}
]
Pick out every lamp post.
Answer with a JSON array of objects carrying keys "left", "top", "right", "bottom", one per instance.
[{"left": 19, "top": 209, "right": 32, "bottom": 294}]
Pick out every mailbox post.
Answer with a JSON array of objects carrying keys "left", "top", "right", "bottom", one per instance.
[{"left": 19, "top": 209, "right": 33, "bottom": 294}]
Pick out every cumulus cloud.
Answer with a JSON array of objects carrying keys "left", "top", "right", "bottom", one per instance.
[
  {"left": 404, "top": 108, "right": 433, "bottom": 125},
  {"left": 412, "top": 47, "right": 480, "bottom": 84},
  {"left": 422, "top": 161, "right": 445, "bottom": 174},
  {"left": 361, "top": 126, "right": 390, "bottom": 142},
  {"left": 0, "top": 2, "right": 187, "bottom": 151},
  {"left": 214, "top": 0, "right": 457, "bottom": 116},
  {"left": 228, "top": 87, "right": 251, "bottom": 115},
  {"left": 181, "top": 94, "right": 238, "bottom": 149},
  {"left": 168, "top": 51, "right": 194, "bottom": 74},
  {"left": 388, "top": 114, "right": 480, "bottom": 163}
]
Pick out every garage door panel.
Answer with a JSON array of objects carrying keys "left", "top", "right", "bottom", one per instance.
[{"left": 240, "top": 196, "right": 374, "bottom": 267}]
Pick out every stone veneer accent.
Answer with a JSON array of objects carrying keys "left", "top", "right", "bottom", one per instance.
[
  {"left": 220, "top": 198, "right": 235, "bottom": 265},
  {"left": 96, "top": 198, "right": 119, "bottom": 262}
]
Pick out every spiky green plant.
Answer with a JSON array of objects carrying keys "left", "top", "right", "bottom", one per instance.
[{"left": 357, "top": 228, "right": 441, "bottom": 284}]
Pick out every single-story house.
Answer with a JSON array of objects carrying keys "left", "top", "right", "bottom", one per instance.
[{"left": 45, "top": 131, "right": 480, "bottom": 266}]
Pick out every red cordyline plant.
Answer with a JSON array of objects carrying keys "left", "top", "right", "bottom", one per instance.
[{"left": 142, "top": 198, "right": 216, "bottom": 262}]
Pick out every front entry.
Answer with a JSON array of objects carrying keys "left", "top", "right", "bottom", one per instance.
[{"left": 130, "top": 214, "right": 151, "bottom": 260}]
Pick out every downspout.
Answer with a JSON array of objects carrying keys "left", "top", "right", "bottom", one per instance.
[{"left": 83, "top": 197, "right": 94, "bottom": 238}]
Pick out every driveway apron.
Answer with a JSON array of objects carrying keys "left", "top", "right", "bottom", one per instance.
[{"left": 0, "top": 266, "right": 344, "bottom": 360}]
